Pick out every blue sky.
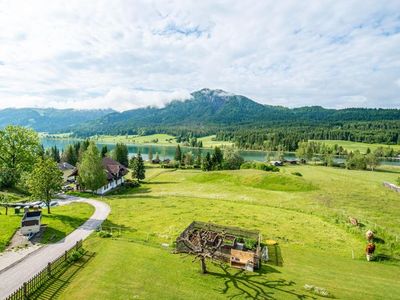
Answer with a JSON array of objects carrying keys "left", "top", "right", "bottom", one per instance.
[{"left": 0, "top": 0, "right": 399, "bottom": 111}]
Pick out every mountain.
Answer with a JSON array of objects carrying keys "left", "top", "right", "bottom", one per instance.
[
  {"left": 75, "top": 88, "right": 400, "bottom": 136},
  {"left": 0, "top": 108, "right": 115, "bottom": 133}
]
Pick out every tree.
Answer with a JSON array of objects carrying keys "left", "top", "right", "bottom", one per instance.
[
  {"left": 184, "top": 152, "right": 194, "bottom": 166},
  {"left": 27, "top": 158, "right": 63, "bottom": 214},
  {"left": 148, "top": 146, "right": 153, "bottom": 162},
  {"left": 112, "top": 143, "right": 129, "bottom": 167},
  {"left": 0, "top": 126, "right": 40, "bottom": 188},
  {"left": 175, "top": 145, "right": 182, "bottom": 163},
  {"left": 0, "top": 194, "right": 8, "bottom": 215},
  {"left": 177, "top": 226, "right": 225, "bottom": 274},
  {"left": 211, "top": 147, "right": 223, "bottom": 170},
  {"left": 130, "top": 153, "right": 145, "bottom": 182},
  {"left": 101, "top": 145, "right": 108, "bottom": 158},
  {"left": 46, "top": 146, "right": 61, "bottom": 163},
  {"left": 77, "top": 142, "right": 107, "bottom": 193},
  {"left": 365, "top": 152, "right": 379, "bottom": 171},
  {"left": 222, "top": 147, "right": 244, "bottom": 170},
  {"left": 346, "top": 151, "right": 367, "bottom": 170},
  {"left": 62, "top": 144, "right": 78, "bottom": 166},
  {"left": 202, "top": 152, "right": 213, "bottom": 171}
]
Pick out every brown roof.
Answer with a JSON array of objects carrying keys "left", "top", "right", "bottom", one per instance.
[
  {"left": 102, "top": 157, "right": 128, "bottom": 180},
  {"left": 71, "top": 157, "right": 128, "bottom": 181}
]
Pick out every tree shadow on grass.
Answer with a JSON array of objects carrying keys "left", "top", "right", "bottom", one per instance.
[
  {"left": 30, "top": 251, "right": 96, "bottom": 300},
  {"left": 208, "top": 263, "right": 315, "bottom": 300}
]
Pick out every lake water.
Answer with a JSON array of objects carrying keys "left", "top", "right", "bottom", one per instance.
[{"left": 41, "top": 138, "right": 400, "bottom": 166}]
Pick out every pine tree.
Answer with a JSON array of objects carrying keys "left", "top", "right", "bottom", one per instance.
[
  {"left": 101, "top": 145, "right": 108, "bottom": 158},
  {"left": 211, "top": 147, "right": 223, "bottom": 170},
  {"left": 130, "top": 153, "right": 145, "bottom": 182},
  {"left": 62, "top": 144, "right": 78, "bottom": 166},
  {"left": 202, "top": 152, "right": 213, "bottom": 171},
  {"left": 112, "top": 143, "right": 129, "bottom": 167},
  {"left": 175, "top": 145, "right": 182, "bottom": 163},
  {"left": 77, "top": 142, "right": 107, "bottom": 193}
]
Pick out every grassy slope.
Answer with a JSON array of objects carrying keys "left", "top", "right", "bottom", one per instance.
[
  {"left": 311, "top": 140, "right": 400, "bottom": 154},
  {"left": 58, "top": 165, "right": 400, "bottom": 300},
  {"left": 0, "top": 202, "right": 94, "bottom": 251},
  {"left": 93, "top": 134, "right": 233, "bottom": 148}
]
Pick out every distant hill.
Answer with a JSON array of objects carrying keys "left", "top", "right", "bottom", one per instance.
[
  {"left": 0, "top": 108, "right": 115, "bottom": 133},
  {"left": 75, "top": 88, "right": 400, "bottom": 136}
]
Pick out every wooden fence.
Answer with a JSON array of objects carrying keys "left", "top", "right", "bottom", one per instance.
[
  {"left": 5, "top": 240, "right": 83, "bottom": 300},
  {"left": 383, "top": 181, "right": 400, "bottom": 193}
]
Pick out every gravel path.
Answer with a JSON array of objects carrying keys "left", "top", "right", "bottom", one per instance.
[{"left": 0, "top": 196, "right": 110, "bottom": 299}]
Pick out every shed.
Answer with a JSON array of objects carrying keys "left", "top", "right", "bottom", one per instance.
[{"left": 21, "top": 211, "right": 42, "bottom": 235}]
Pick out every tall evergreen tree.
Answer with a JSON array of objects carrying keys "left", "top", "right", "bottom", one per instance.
[
  {"left": 77, "top": 142, "right": 107, "bottom": 192},
  {"left": 175, "top": 145, "right": 182, "bottom": 162},
  {"left": 130, "top": 153, "right": 145, "bottom": 182},
  {"left": 62, "top": 144, "right": 78, "bottom": 166},
  {"left": 211, "top": 147, "right": 223, "bottom": 170},
  {"left": 202, "top": 152, "right": 213, "bottom": 171},
  {"left": 101, "top": 145, "right": 108, "bottom": 158},
  {"left": 112, "top": 143, "right": 129, "bottom": 166}
]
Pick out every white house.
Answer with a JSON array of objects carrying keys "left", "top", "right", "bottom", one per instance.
[{"left": 71, "top": 157, "right": 128, "bottom": 195}]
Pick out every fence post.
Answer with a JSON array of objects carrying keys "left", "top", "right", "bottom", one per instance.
[
  {"left": 23, "top": 282, "right": 27, "bottom": 299},
  {"left": 47, "top": 262, "right": 51, "bottom": 277}
]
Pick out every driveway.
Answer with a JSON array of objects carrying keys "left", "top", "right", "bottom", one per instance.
[{"left": 0, "top": 196, "right": 110, "bottom": 299}]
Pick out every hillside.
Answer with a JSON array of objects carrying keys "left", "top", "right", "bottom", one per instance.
[
  {"left": 75, "top": 88, "right": 400, "bottom": 136},
  {"left": 0, "top": 108, "right": 115, "bottom": 133}
]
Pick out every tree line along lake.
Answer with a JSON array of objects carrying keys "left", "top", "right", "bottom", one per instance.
[{"left": 41, "top": 137, "right": 400, "bottom": 166}]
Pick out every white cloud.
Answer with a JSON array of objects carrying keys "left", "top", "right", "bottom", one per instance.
[{"left": 0, "top": 0, "right": 399, "bottom": 110}]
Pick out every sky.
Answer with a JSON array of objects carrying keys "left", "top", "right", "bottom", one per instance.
[{"left": 0, "top": 0, "right": 399, "bottom": 111}]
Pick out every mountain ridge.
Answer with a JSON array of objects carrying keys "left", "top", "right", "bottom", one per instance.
[{"left": 74, "top": 88, "right": 400, "bottom": 136}]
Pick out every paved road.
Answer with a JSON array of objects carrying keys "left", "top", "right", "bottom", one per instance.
[{"left": 0, "top": 196, "right": 110, "bottom": 299}]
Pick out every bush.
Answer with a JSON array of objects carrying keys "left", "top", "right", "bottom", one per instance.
[
  {"left": 68, "top": 248, "right": 85, "bottom": 263},
  {"left": 244, "top": 238, "right": 257, "bottom": 250},
  {"left": 291, "top": 172, "right": 302, "bottom": 177},
  {"left": 240, "top": 161, "right": 279, "bottom": 172},
  {"left": 97, "top": 230, "right": 113, "bottom": 238}
]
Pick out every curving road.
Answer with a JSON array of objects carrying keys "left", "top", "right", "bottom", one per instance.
[{"left": 0, "top": 196, "right": 110, "bottom": 299}]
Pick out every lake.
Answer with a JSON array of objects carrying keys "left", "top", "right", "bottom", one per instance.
[{"left": 41, "top": 138, "right": 400, "bottom": 166}]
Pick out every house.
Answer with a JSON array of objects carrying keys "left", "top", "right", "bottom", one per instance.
[
  {"left": 71, "top": 157, "right": 128, "bottom": 195},
  {"left": 57, "top": 162, "right": 75, "bottom": 171},
  {"left": 21, "top": 210, "right": 42, "bottom": 236},
  {"left": 270, "top": 160, "right": 283, "bottom": 166},
  {"left": 58, "top": 162, "right": 76, "bottom": 184},
  {"left": 176, "top": 221, "right": 261, "bottom": 272}
]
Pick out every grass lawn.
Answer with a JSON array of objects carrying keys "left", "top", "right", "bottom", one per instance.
[
  {"left": 94, "top": 134, "right": 176, "bottom": 145},
  {"left": 0, "top": 202, "right": 94, "bottom": 251},
  {"left": 55, "top": 165, "right": 400, "bottom": 299},
  {"left": 93, "top": 134, "right": 233, "bottom": 149},
  {"left": 311, "top": 140, "right": 400, "bottom": 154},
  {"left": 198, "top": 135, "right": 234, "bottom": 148}
]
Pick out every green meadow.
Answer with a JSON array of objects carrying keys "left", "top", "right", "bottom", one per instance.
[
  {"left": 56, "top": 165, "right": 400, "bottom": 299},
  {"left": 92, "top": 134, "right": 233, "bottom": 148},
  {"left": 0, "top": 202, "right": 93, "bottom": 251},
  {"left": 311, "top": 140, "right": 400, "bottom": 154}
]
